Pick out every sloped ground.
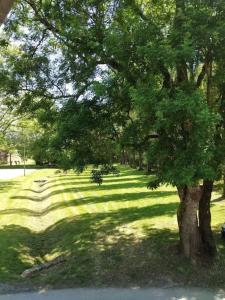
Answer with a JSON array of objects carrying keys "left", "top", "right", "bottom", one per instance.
[{"left": 0, "top": 166, "right": 224, "bottom": 291}]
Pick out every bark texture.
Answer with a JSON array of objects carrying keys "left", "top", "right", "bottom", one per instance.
[
  {"left": 199, "top": 180, "right": 217, "bottom": 257},
  {"left": 177, "top": 186, "right": 202, "bottom": 259},
  {"left": 0, "top": 0, "right": 14, "bottom": 25},
  {"left": 177, "top": 183, "right": 216, "bottom": 260}
]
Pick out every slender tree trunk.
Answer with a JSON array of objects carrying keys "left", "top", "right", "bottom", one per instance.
[
  {"left": 138, "top": 150, "right": 143, "bottom": 170},
  {"left": 199, "top": 180, "right": 217, "bottom": 257},
  {"left": 124, "top": 150, "right": 129, "bottom": 165},
  {"left": 177, "top": 186, "right": 203, "bottom": 259},
  {"left": 132, "top": 150, "right": 136, "bottom": 168},
  {"left": 9, "top": 153, "right": 12, "bottom": 166},
  {"left": 129, "top": 150, "right": 136, "bottom": 168},
  {"left": 127, "top": 150, "right": 132, "bottom": 167},
  {"left": 222, "top": 173, "right": 225, "bottom": 198},
  {"left": 120, "top": 148, "right": 126, "bottom": 165},
  {"left": 146, "top": 161, "right": 151, "bottom": 174}
]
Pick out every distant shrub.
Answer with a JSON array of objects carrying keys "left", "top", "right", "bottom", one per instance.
[
  {"left": 90, "top": 169, "right": 103, "bottom": 186},
  {"left": 90, "top": 165, "right": 120, "bottom": 185},
  {"left": 55, "top": 170, "right": 62, "bottom": 174},
  {"left": 100, "top": 165, "right": 120, "bottom": 176}
]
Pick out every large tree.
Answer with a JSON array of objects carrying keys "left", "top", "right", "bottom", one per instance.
[{"left": 2, "top": 0, "right": 225, "bottom": 260}]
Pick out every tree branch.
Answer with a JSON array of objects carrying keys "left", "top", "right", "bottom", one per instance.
[
  {"left": 196, "top": 63, "right": 207, "bottom": 88},
  {"left": 196, "top": 51, "right": 212, "bottom": 88},
  {"left": 159, "top": 63, "right": 173, "bottom": 89}
]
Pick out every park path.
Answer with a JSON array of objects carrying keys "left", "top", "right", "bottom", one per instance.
[
  {"left": 0, "top": 287, "right": 225, "bottom": 300},
  {"left": 0, "top": 169, "right": 35, "bottom": 180}
]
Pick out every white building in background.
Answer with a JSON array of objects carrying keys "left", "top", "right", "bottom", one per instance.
[{"left": 7, "top": 151, "right": 23, "bottom": 165}]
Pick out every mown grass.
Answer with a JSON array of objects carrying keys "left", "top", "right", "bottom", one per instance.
[{"left": 0, "top": 166, "right": 225, "bottom": 288}]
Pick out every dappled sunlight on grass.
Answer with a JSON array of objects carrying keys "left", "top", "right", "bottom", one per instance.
[
  {"left": 0, "top": 166, "right": 225, "bottom": 288},
  {"left": 0, "top": 166, "right": 180, "bottom": 285},
  {"left": 0, "top": 180, "right": 19, "bottom": 193},
  {"left": 0, "top": 167, "right": 179, "bottom": 233}
]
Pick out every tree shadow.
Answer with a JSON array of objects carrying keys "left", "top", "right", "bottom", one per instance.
[
  {"left": 45, "top": 176, "right": 149, "bottom": 191},
  {"left": 53, "top": 168, "right": 149, "bottom": 181},
  {"left": 212, "top": 196, "right": 225, "bottom": 203},
  {"left": 6, "top": 189, "right": 178, "bottom": 216},
  {"left": 0, "top": 200, "right": 178, "bottom": 219},
  {"left": 0, "top": 225, "right": 36, "bottom": 281},
  {"left": 0, "top": 180, "right": 20, "bottom": 193},
  {"left": 0, "top": 208, "right": 178, "bottom": 286},
  {"left": 0, "top": 203, "right": 224, "bottom": 288},
  {"left": 2, "top": 167, "right": 224, "bottom": 287},
  {"left": 13, "top": 180, "right": 176, "bottom": 204},
  {"left": 20, "top": 174, "right": 151, "bottom": 196},
  {"left": 213, "top": 182, "right": 224, "bottom": 195}
]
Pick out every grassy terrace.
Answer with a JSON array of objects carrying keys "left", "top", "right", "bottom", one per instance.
[{"left": 0, "top": 166, "right": 225, "bottom": 288}]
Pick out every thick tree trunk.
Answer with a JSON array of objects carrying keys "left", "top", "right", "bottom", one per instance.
[
  {"left": 199, "top": 180, "right": 217, "bottom": 257},
  {"left": 177, "top": 186, "right": 202, "bottom": 259},
  {"left": 0, "top": 0, "right": 14, "bottom": 25}
]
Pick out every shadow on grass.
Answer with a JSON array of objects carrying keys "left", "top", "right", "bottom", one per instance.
[
  {"left": 21, "top": 174, "right": 151, "bottom": 196},
  {"left": 0, "top": 210, "right": 179, "bottom": 286},
  {"left": 52, "top": 168, "right": 149, "bottom": 181},
  {"left": 1, "top": 204, "right": 225, "bottom": 288},
  {"left": 1, "top": 168, "right": 225, "bottom": 287},
  {"left": 0, "top": 225, "right": 36, "bottom": 280},
  {"left": 21, "top": 182, "right": 145, "bottom": 196},
  {"left": 212, "top": 182, "right": 225, "bottom": 202},
  {"left": 0, "top": 180, "right": 20, "bottom": 193},
  {"left": 213, "top": 182, "right": 224, "bottom": 195},
  {"left": 212, "top": 196, "right": 225, "bottom": 203},
  {"left": 7, "top": 189, "right": 178, "bottom": 215},
  {"left": 0, "top": 200, "right": 178, "bottom": 220},
  {"left": 44, "top": 176, "right": 149, "bottom": 190}
]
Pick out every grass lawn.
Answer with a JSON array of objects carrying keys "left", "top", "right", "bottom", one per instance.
[{"left": 0, "top": 166, "right": 225, "bottom": 289}]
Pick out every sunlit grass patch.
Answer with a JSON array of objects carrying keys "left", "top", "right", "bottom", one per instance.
[{"left": 0, "top": 166, "right": 224, "bottom": 288}]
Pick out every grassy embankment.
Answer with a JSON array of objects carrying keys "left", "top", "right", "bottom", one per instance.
[{"left": 0, "top": 166, "right": 225, "bottom": 288}]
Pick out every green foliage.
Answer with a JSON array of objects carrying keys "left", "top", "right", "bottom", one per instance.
[
  {"left": 100, "top": 165, "right": 120, "bottom": 176},
  {"left": 90, "top": 169, "right": 103, "bottom": 186},
  {"left": 1, "top": 0, "right": 225, "bottom": 189},
  {"left": 90, "top": 165, "right": 120, "bottom": 185},
  {"left": 148, "top": 90, "right": 221, "bottom": 186},
  {"left": 147, "top": 178, "right": 162, "bottom": 190}
]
